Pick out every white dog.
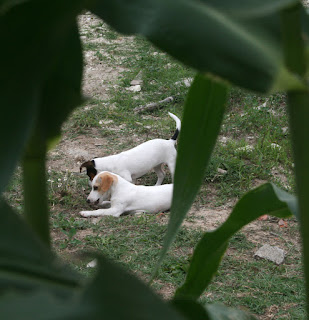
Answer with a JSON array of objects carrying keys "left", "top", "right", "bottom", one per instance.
[
  {"left": 80, "top": 171, "right": 173, "bottom": 217},
  {"left": 80, "top": 112, "right": 181, "bottom": 186}
]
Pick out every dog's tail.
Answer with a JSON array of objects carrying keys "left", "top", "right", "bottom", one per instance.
[{"left": 168, "top": 112, "right": 181, "bottom": 142}]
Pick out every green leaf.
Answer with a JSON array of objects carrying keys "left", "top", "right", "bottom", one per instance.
[
  {"left": 80, "top": 255, "right": 186, "bottom": 320},
  {"left": 0, "top": 255, "right": 187, "bottom": 320},
  {"left": 0, "top": 291, "right": 78, "bottom": 320},
  {"left": 0, "top": 200, "right": 81, "bottom": 296},
  {"left": 281, "top": 5, "right": 309, "bottom": 316},
  {"left": 175, "top": 183, "right": 297, "bottom": 300},
  {"left": 88, "top": 0, "right": 303, "bottom": 92},
  {"left": 205, "top": 303, "right": 258, "bottom": 320},
  {"left": 153, "top": 74, "right": 228, "bottom": 278},
  {"left": 171, "top": 299, "right": 210, "bottom": 320},
  {"left": 0, "top": 1, "right": 84, "bottom": 193},
  {"left": 40, "top": 20, "right": 84, "bottom": 147},
  {"left": 198, "top": 0, "right": 299, "bottom": 17}
]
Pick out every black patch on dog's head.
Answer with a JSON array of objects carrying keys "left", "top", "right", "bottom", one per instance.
[{"left": 80, "top": 160, "right": 97, "bottom": 181}]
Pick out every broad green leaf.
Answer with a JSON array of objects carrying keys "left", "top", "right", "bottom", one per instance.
[
  {"left": 171, "top": 299, "right": 210, "bottom": 320},
  {"left": 175, "top": 183, "right": 297, "bottom": 300},
  {"left": 198, "top": 0, "right": 298, "bottom": 17},
  {"left": 88, "top": 0, "right": 304, "bottom": 92},
  {"left": 0, "top": 291, "right": 78, "bottom": 320},
  {"left": 40, "top": 21, "right": 84, "bottom": 147},
  {"left": 0, "top": 255, "right": 186, "bottom": 319},
  {"left": 0, "top": 1, "right": 84, "bottom": 193},
  {"left": 153, "top": 74, "right": 228, "bottom": 277},
  {"left": 281, "top": 5, "right": 309, "bottom": 316},
  {"left": 0, "top": 0, "right": 29, "bottom": 13},
  {"left": 0, "top": 200, "right": 81, "bottom": 296},
  {"left": 0, "top": 2, "right": 40, "bottom": 194},
  {"left": 80, "top": 255, "right": 186, "bottom": 320},
  {"left": 205, "top": 303, "right": 258, "bottom": 320}
]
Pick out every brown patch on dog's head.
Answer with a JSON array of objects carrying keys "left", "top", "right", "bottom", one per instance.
[
  {"left": 94, "top": 172, "right": 118, "bottom": 193},
  {"left": 80, "top": 160, "right": 97, "bottom": 181}
]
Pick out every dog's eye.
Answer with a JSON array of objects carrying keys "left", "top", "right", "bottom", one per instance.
[{"left": 93, "top": 186, "right": 98, "bottom": 191}]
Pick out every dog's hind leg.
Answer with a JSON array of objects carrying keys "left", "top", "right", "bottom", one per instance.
[
  {"left": 166, "top": 155, "right": 176, "bottom": 181},
  {"left": 154, "top": 164, "right": 165, "bottom": 186}
]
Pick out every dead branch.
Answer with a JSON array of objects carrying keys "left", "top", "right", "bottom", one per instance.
[{"left": 133, "top": 96, "right": 175, "bottom": 113}]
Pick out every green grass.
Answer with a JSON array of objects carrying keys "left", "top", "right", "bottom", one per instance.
[{"left": 4, "top": 14, "right": 304, "bottom": 319}]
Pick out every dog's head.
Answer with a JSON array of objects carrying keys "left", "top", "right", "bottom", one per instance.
[
  {"left": 86, "top": 171, "right": 118, "bottom": 204},
  {"left": 80, "top": 160, "right": 97, "bottom": 181}
]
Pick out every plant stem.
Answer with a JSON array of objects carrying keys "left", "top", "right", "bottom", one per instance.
[
  {"left": 281, "top": 4, "right": 309, "bottom": 317},
  {"left": 22, "top": 122, "right": 50, "bottom": 248}
]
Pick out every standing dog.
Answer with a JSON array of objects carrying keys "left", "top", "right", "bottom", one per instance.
[
  {"left": 80, "top": 112, "right": 181, "bottom": 185},
  {"left": 80, "top": 171, "right": 173, "bottom": 217}
]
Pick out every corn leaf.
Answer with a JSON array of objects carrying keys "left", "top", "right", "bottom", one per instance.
[
  {"left": 153, "top": 74, "right": 228, "bottom": 277},
  {"left": 0, "top": 200, "right": 80, "bottom": 297}
]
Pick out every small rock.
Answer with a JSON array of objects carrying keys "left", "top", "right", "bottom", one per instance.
[
  {"left": 91, "top": 218, "right": 100, "bottom": 225},
  {"left": 258, "top": 215, "right": 269, "bottom": 221},
  {"left": 235, "top": 145, "right": 254, "bottom": 153},
  {"left": 219, "top": 136, "right": 228, "bottom": 145},
  {"left": 130, "top": 79, "right": 143, "bottom": 86},
  {"left": 278, "top": 219, "right": 288, "bottom": 228},
  {"left": 175, "top": 78, "right": 193, "bottom": 88},
  {"left": 87, "top": 259, "right": 97, "bottom": 268},
  {"left": 127, "top": 85, "right": 141, "bottom": 92},
  {"left": 270, "top": 143, "right": 282, "bottom": 150},
  {"left": 254, "top": 244, "right": 285, "bottom": 265},
  {"left": 253, "top": 101, "right": 267, "bottom": 110},
  {"left": 282, "top": 127, "right": 289, "bottom": 134},
  {"left": 183, "top": 78, "right": 193, "bottom": 87},
  {"left": 99, "top": 119, "right": 114, "bottom": 125},
  {"left": 217, "top": 168, "right": 227, "bottom": 174}
]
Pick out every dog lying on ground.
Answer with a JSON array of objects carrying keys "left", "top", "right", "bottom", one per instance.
[
  {"left": 80, "top": 171, "right": 173, "bottom": 217},
  {"left": 80, "top": 112, "right": 181, "bottom": 186}
]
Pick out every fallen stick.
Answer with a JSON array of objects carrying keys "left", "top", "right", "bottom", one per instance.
[{"left": 133, "top": 96, "right": 175, "bottom": 113}]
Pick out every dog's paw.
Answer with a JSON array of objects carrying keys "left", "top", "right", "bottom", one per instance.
[{"left": 80, "top": 210, "right": 93, "bottom": 217}]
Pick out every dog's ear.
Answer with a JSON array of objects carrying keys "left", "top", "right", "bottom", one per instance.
[
  {"left": 80, "top": 160, "right": 94, "bottom": 173},
  {"left": 101, "top": 173, "right": 117, "bottom": 192},
  {"left": 80, "top": 160, "right": 97, "bottom": 181}
]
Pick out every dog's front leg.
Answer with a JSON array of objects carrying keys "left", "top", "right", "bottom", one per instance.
[{"left": 80, "top": 206, "right": 124, "bottom": 218}]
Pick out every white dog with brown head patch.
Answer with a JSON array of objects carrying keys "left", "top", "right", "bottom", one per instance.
[
  {"left": 80, "top": 171, "right": 173, "bottom": 217},
  {"left": 80, "top": 112, "right": 181, "bottom": 186}
]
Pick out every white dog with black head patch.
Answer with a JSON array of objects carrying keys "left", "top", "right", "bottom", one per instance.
[
  {"left": 80, "top": 171, "right": 173, "bottom": 218},
  {"left": 80, "top": 112, "right": 181, "bottom": 186}
]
